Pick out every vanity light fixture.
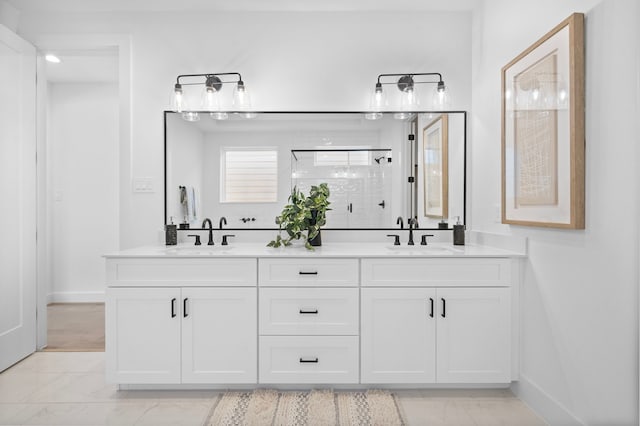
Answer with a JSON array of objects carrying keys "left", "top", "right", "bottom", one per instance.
[
  {"left": 365, "top": 72, "right": 451, "bottom": 120},
  {"left": 171, "top": 72, "right": 254, "bottom": 121}
]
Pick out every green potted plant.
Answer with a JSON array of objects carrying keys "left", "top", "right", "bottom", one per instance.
[{"left": 267, "top": 183, "right": 331, "bottom": 250}]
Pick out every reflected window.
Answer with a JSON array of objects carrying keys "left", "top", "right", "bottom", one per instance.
[{"left": 220, "top": 148, "right": 278, "bottom": 203}]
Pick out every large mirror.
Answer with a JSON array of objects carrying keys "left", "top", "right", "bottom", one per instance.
[{"left": 165, "top": 111, "right": 466, "bottom": 230}]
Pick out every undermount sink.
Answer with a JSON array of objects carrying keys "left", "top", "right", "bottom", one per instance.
[
  {"left": 386, "top": 245, "right": 462, "bottom": 254},
  {"left": 165, "top": 245, "right": 235, "bottom": 255}
]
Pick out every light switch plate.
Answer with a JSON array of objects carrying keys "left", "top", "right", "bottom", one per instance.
[{"left": 132, "top": 177, "right": 155, "bottom": 193}]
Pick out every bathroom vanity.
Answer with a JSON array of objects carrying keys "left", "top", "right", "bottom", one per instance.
[{"left": 104, "top": 243, "right": 523, "bottom": 388}]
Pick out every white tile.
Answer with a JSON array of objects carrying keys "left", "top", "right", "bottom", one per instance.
[
  {"left": 132, "top": 401, "right": 213, "bottom": 426},
  {"left": 0, "top": 372, "right": 64, "bottom": 403},
  {"left": 6, "top": 352, "right": 104, "bottom": 374},
  {"left": 399, "top": 398, "right": 478, "bottom": 426},
  {"left": 17, "top": 402, "right": 151, "bottom": 426},
  {"left": 25, "top": 373, "right": 116, "bottom": 403},
  {"left": 0, "top": 403, "right": 43, "bottom": 425},
  {"left": 459, "top": 399, "right": 547, "bottom": 425}
]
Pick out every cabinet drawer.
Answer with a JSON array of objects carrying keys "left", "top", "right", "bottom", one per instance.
[
  {"left": 259, "top": 336, "right": 359, "bottom": 384},
  {"left": 361, "top": 258, "right": 512, "bottom": 287},
  {"left": 106, "top": 258, "right": 257, "bottom": 287},
  {"left": 259, "top": 288, "right": 359, "bottom": 335},
  {"left": 258, "top": 258, "right": 358, "bottom": 287}
]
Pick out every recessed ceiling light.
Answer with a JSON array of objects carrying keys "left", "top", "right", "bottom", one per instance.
[{"left": 45, "top": 54, "right": 61, "bottom": 63}]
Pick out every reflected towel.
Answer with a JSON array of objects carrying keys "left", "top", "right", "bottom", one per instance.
[
  {"left": 188, "top": 186, "right": 197, "bottom": 223},
  {"left": 179, "top": 186, "right": 197, "bottom": 224}
]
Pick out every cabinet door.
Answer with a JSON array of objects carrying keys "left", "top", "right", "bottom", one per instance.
[
  {"left": 361, "top": 288, "right": 436, "bottom": 383},
  {"left": 181, "top": 287, "right": 257, "bottom": 383},
  {"left": 436, "top": 287, "right": 511, "bottom": 383},
  {"left": 106, "top": 287, "right": 181, "bottom": 384}
]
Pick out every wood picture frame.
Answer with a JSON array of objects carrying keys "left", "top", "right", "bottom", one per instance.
[
  {"left": 423, "top": 114, "right": 449, "bottom": 219},
  {"left": 501, "top": 13, "right": 585, "bottom": 228}
]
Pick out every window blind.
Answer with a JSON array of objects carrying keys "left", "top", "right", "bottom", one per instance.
[{"left": 221, "top": 149, "right": 278, "bottom": 203}]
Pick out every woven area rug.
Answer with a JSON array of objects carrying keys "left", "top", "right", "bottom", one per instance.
[{"left": 205, "top": 389, "right": 405, "bottom": 426}]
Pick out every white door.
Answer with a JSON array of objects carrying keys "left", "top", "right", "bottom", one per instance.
[
  {"left": 361, "top": 287, "right": 436, "bottom": 383},
  {"left": 182, "top": 287, "right": 257, "bottom": 383},
  {"left": 0, "top": 25, "right": 37, "bottom": 372},
  {"left": 105, "top": 287, "right": 181, "bottom": 384},
  {"left": 436, "top": 287, "right": 511, "bottom": 383}
]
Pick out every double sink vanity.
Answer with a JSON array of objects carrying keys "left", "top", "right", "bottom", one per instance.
[
  {"left": 104, "top": 241, "right": 523, "bottom": 388},
  {"left": 105, "top": 110, "right": 524, "bottom": 389}
]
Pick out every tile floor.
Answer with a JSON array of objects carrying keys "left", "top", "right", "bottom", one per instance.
[{"left": 0, "top": 352, "right": 546, "bottom": 425}]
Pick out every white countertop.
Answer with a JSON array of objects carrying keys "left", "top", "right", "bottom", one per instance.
[{"left": 104, "top": 242, "right": 525, "bottom": 258}]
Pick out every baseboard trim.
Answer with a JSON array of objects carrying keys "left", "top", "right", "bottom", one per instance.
[
  {"left": 511, "top": 375, "right": 584, "bottom": 425},
  {"left": 48, "top": 291, "right": 105, "bottom": 303}
]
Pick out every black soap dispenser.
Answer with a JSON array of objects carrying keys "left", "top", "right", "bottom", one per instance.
[
  {"left": 453, "top": 216, "right": 465, "bottom": 246},
  {"left": 165, "top": 217, "right": 177, "bottom": 246}
]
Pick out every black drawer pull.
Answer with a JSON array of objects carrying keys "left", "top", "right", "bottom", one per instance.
[
  {"left": 299, "top": 309, "right": 319, "bottom": 314},
  {"left": 299, "top": 357, "right": 319, "bottom": 363},
  {"left": 183, "top": 298, "right": 189, "bottom": 318},
  {"left": 429, "top": 298, "right": 434, "bottom": 318},
  {"left": 171, "top": 298, "right": 177, "bottom": 318},
  {"left": 441, "top": 298, "right": 446, "bottom": 318},
  {"left": 299, "top": 271, "right": 318, "bottom": 275}
]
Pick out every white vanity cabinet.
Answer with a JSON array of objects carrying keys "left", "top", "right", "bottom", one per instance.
[
  {"left": 361, "top": 258, "right": 513, "bottom": 384},
  {"left": 104, "top": 247, "right": 521, "bottom": 388},
  {"left": 105, "top": 258, "right": 257, "bottom": 384}
]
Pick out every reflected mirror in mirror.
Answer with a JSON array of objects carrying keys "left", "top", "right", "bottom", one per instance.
[{"left": 165, "top": 112, "right": 466, "bottom": 230}]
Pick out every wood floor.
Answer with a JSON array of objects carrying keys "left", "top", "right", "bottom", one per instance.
[{"left": 44, "top": 303, "right": 105, "bottom": 352}]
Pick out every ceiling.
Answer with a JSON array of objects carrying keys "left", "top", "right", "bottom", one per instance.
[
  {"left": 9, "top": 0, "right": 477, "bottom": 13},
  {"left": 44, "top": 48, "right": 118, "bottom": 83}
]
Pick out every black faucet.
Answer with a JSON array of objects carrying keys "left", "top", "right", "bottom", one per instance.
[
  {"left": 201, "top": 218, "right": 214, "bottom": 245},
  {"left": 408, "top": 218, "right": 418, "bottom": 245},
  {"left": 396, "top": 216, "right": 404, "bottom": 229},
  {"left": 219, "top": 217, "right": 227, "bottom": 229}
]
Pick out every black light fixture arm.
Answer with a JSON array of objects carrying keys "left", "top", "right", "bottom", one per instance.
[
  {"left": 376, "top": 73, "right": 447, "bottom": 94},
  {"left": 175, "top": 72, "right": 243, "bottom": 86},
  {"left": 376, "top": 72, "right": 444, "bottom": 85}
]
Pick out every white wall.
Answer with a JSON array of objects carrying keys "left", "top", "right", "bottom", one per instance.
[
  {"left": 471, "top": 1, "right": 639, "bottom": 424},
  {"left": 48, "top": 83, "right": 119, "bottom": 302},
  {"left": 16, "top": 10, "right": 472, "bottom": 248}
]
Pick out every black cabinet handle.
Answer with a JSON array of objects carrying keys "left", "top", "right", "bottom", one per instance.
[
  {"left": 183, "top": 298, "right": 189, "bottom": 318},
  {"left": 171, "top": 298, "right": 176, "bottom": 318},
  {"left": 299, "top": 357, "right": 319, "bottom": 363},
  {"left": 299, "top": 271, "right": 318, "bottom": 275},
  {"left": 299, "top": 309, "right": 319, "bottom": 314},
  {"left": 429, "top": 298, "right": 434, "bottom": 318},
  {"left": 441, "top": 298, "right": 446, "bottom": 318}
]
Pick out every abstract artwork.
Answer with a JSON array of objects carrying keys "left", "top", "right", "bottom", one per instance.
[{"left": 502, "top": 13, "right": 585, "bottom": 228}]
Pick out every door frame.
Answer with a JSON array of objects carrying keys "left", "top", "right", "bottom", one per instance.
[{"left": 33, "top": 34, "right": 131, "bottom": 349}]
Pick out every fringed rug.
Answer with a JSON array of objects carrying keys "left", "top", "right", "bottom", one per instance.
[{"left": 205, "top": 389, "right": 405, "bottom": 426}]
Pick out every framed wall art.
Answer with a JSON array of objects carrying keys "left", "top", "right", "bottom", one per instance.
[
  {"left": 502, "top": 13, "right": 585, "bottom": 228},
  {"left": 423, "top": 114, "right": 448, "bottom": 219}
]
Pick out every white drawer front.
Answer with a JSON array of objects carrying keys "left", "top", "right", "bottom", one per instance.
[
  {"left": 258, "top": 258, "right": 358, "bottom": 287},
  {"left": 259, "top": 288, "right": 359, "bottom": 335},
  {"left": 106, "top": 258, "right": 257, "bottom": 286},
  {"left": 361, "top": 258, "right": 512, "bottom": 287},
  {"left": 259, "top": 336, "right": 359, "bottom": 384}
]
